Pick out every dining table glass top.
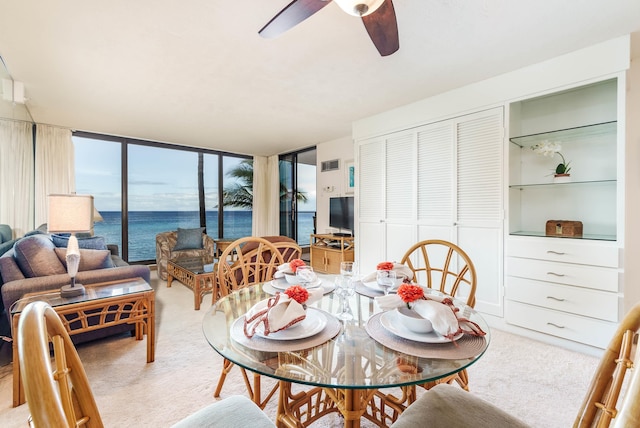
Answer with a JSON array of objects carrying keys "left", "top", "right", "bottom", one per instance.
[{"left": 202, "top": 276, "right": 491, "bottom": 390}]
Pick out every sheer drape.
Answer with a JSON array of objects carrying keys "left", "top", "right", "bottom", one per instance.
[
  {"left": 0, "top": 119, "right": 34, "bottom": 237},
  {"left": 252, "top": 155, "right": 280, "bottom": 236},
  {"left": 34, "top": 125, "right": 75, "bottom": 227}
]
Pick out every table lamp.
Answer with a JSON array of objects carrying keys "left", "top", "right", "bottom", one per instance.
[{"left": 48, "top": 194, "right": 94, "bottom": 297}]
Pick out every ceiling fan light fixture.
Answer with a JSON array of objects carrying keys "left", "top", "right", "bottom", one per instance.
[{"left": 334, "top": 0, "right": 386, "bottom": 17}]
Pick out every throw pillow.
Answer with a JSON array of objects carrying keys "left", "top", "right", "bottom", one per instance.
[
  {"left": 54, "top": 248, "right": 115, "bottom": 271},
  {"left": 173, "top": 227, "right": 204, "bottom": 251},
  {"left": 14, "top": 234, "right": 67, "bottom": 278},
  {"left": 52, "top": 234, "right": 108, "bottom": 250}
]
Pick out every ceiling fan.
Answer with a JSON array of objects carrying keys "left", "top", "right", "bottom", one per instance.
[{"left": 259, "top": 0, "right": 399, "bottom": 57}]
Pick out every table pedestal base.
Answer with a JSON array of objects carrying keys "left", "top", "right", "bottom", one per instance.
[{"left": 276, "top": 381, "right": 416, "bottom": 428}]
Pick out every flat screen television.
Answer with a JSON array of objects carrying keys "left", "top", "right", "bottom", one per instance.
[{"left": 329, "top": 196, "right": 354, "bottom": 236}]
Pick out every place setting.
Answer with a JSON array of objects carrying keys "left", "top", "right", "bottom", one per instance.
[
  {"left": 265, "top": 260, "right": 336, "bottom": 295},
  {"left": 230, "top": 264, "right": 342, "bottom": 352},
  {"left": 365, "top": 283, "right": 488, "bottom": 360},
  {"left": 356, "top": 262, "right": 413, "bottom": 298}
]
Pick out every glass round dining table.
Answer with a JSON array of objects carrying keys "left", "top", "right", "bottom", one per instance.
[{"left": 202, "top": 276, "right": 491, "bottom": 428}]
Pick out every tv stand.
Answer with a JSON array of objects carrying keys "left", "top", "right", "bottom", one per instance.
[{"left": 309, "top": 234, "right": 355, "bottom": 274}]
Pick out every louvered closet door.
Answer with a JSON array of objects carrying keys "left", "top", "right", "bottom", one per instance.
[
  {"left": 417, "top": 121, "right": 455, "bottom": 241},
  {"left": 455, "top": 108, "right": 504, "bottom": 316},
  {"left": 385, "top": 131, "right": 416, "bottom": 263},
  {"left": 358, "top": 139, "right": 385, "bottom": 273}
]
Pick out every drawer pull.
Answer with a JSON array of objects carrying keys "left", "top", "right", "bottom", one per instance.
[
  {"left": 546, "top": 250, "right": 566, "bottom": 255},
  {"left": 547, "top": 322, "right": 565, "bottom": 329},
  {"left": 546, "top": 272, "right": 565, "bottom": 277},
  {"left": 546, "top": 296, "right": 565, "bottom": 302}
]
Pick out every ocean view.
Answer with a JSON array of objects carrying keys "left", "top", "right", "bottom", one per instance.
[{"left": 94, "top": 211, "right": 315, "bottom": 262}]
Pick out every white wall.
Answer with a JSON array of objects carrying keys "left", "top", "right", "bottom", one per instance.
[
  {"left": 315, "top": 135, "right": 354, "bottom": 234},
  {"left": 624, "top": 37, "right": 640, "bottom": 312}
]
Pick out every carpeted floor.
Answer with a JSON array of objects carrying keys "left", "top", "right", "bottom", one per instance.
[{"left": 0, "top": 271, "right": 600, "bottom": 427}]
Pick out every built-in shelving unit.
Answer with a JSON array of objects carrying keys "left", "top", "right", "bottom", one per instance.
[{"left": 505, "top": 78, "right": 623, "bottom": 350}]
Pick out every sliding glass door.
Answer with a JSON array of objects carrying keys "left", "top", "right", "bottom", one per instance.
[{"left": 280, "top": 148, "right": 316, "bottom": 246}]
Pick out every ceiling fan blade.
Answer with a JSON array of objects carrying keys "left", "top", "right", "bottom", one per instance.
[
  {"left": 259, "top": 0, "right": 333, "bottom": 39},
  {"left": 362, "top": 0, "right": 399, "bottom": 56}
]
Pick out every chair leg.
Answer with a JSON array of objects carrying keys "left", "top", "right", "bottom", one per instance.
[{"left": 214, "top": 358, "right": 235, "bottom": 398}]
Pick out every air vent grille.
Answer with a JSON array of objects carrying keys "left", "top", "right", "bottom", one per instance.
[{"left": 321, "top": 159, "right": 340, "bottom": 172}]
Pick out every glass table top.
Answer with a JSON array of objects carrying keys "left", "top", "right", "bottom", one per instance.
[
  {"left": 202, "top": 278, "right": 491, "bottom": 390},
  {"left": 10, "top": 277, "right": 152, "bottom": 315},
  {"left": 170, "top": 256, "right": 216, "bottom": 274}
]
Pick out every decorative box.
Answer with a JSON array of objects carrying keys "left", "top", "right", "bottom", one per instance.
[{"left": 545, "top": 220, "right": 583, "bottom": 237}]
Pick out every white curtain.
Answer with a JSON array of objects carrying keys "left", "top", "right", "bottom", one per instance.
[
  {"left": 34, "top": 124, "right": 75, "bottom": 228},
  {"left": 0, "top": 119, "right": 34, "bottom": 237},
  {"left": 252, "top": 155, "right": 280, "bottom": 236}
]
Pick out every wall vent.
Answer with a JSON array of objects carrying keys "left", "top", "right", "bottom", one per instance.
[{"left": 321, "top": 159, "right": 340, "bottom": 172}]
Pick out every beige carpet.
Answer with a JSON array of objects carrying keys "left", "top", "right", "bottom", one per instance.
[{"left": 0, "top": 272, "right": 600, "bottom": 427}]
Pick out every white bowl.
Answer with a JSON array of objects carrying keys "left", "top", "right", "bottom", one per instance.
[
  {"left": 284, "top": 272, "right": 299, "bottom": 285},
  {"left": 395, "top": 307, "right": 433, "bottom": 334}
]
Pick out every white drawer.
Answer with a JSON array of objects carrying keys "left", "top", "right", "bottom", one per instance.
[
  {"left": 506, "top": 277, "right": 620, "bottom": 322},
  {"left": 505, "top": 301, "right": 618, "bottom": 349},
  {"left": 507, "top": 257, "right": 620, "bottom": 292},
  {"left": 507, "top": 237, "right": 620, "bottom": 268}
]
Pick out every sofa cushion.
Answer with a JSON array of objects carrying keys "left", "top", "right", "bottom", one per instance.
[
  {"left": 14, "top": 235, "right": 66, "bottom": 278},
  {"left": 54, "top": 248, "right": 115, "bottom": 271},
  {"left": 52, "top": 234, "right": 108, "bottom": 251},
  {"left": 173, "top": 227, "right": 204, "bottom": 250}
]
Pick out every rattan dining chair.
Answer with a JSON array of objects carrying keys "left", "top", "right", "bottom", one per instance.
[
  {"left": 399, "top": 239, "right": 477, "bottom": 391},
  {"left": 213, "top": 236, "right": 301, "bottom": 409},
  {"left": 18, "top": 301, "right": 275, "bottom": 428},
  {"left": 390, "top": 300, "right": 640, "bottom": 428}
]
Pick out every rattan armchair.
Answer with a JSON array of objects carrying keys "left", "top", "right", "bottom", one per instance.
[
  {"left": 155, "top": 230, "right": 215, "bottom": 280},
  {"left": 213, "top": 236, "right": 301, "bottom": 409},
  {"left": 18, "top": 301, "right": 275, "bottom": 428},
  {"left": 390, "top": 301, "right": 640, "bottom": 428}
]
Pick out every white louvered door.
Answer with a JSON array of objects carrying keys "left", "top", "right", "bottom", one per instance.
[
  {"left": 455, "top": 108, "right": 504, "bottom": 316},
  {"left": 357, "top": 107, "right": 505, "bottom": 316}
]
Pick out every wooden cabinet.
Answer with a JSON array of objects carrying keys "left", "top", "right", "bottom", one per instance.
[
  {"left": 505, "top": 78, "right": 624, "bottom": 349},
  {"left": 309, "top": 234, "right": 354, "bottom": 274}
]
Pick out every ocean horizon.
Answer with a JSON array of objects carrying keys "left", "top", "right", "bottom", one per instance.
[{"left": 94, "top": 210, "right": 315, "bottom": 262}]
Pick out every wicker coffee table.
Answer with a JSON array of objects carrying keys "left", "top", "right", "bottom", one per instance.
[
  {"left": 10, "top": 277, "right": 155, "bottom": 407},
  {"left": 167, "top": 256, "right": 216, "bottom": 310}
]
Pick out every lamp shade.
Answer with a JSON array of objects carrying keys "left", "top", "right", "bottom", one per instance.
[
  {"left": 48, "top": 194, "right": 94, "bottom": 234},
  {"left": 333, "top": 0, "right": 385, "bottom": 16}
]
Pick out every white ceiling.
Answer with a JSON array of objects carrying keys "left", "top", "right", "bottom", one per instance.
[{"left": 1, "top": 1, "right": 639, "bottom": 156}]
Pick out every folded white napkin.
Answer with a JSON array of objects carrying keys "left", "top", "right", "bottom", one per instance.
[
  {"left": 274, "top": 262, "right": 293, "bottom": 278},
  {"left": 361, "top": 263, "right": 414, "bottom": 283},
  {"left": 243, "top": 288, "right": 323, "bottom": 338},
  {"left": 374, "top": 293, "right": 446, "bottom": 311}
]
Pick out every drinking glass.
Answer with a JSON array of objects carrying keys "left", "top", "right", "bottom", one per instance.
[
  {"left": 334, "top": 276, "right": 355, "bottom": 321},
  {"left": 376, "top": 270, "right": 397, "bottom": 295},
  {"left": 340, "top": 261, "right": 356, "bottom": 278},
  {"left": 296, "top": 265, "right": 317, "bottom": 287}
]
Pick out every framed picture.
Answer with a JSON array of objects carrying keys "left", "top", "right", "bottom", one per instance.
[{"left": 345, "top": 159, "right": 355, "bottom": 194}]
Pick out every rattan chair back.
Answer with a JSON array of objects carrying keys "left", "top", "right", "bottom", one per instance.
[
  {"left": 400, "top": 239, "right": 477, "bottom": 307},
  {"left": 576, "top": 302, "right": 640, "bottom": 427},
  {"left": 18, "top": 301, "right": 104, "bottom": 428},
  {"left": 217, "top": 237, "right": 286, "bottom": 296}
]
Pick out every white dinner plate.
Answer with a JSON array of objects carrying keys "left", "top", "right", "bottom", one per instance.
[
  {"left": 269, "top": 277, "right": 323, "bottom": 290},
  {"left": 362, "top": 280, "right": 399, "bottom": 293},
  {"left": 379, "top": 310, "right": 463, "bottom": 343},
  {"left": 254, "top": 308, "right": 327, "bottom": 340}
]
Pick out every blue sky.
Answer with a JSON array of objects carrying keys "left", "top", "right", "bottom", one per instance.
[{"left": 74, "top": 136, "right": 317, "bottom": 212}]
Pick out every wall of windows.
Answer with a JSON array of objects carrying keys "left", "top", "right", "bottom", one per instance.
[{"left": 74, "top": 132, "right": 252, "bottom": 263}]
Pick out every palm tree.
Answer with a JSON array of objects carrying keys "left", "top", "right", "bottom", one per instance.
[{"left": 222, "top": 159, "right": 308, "bottom": 208}]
